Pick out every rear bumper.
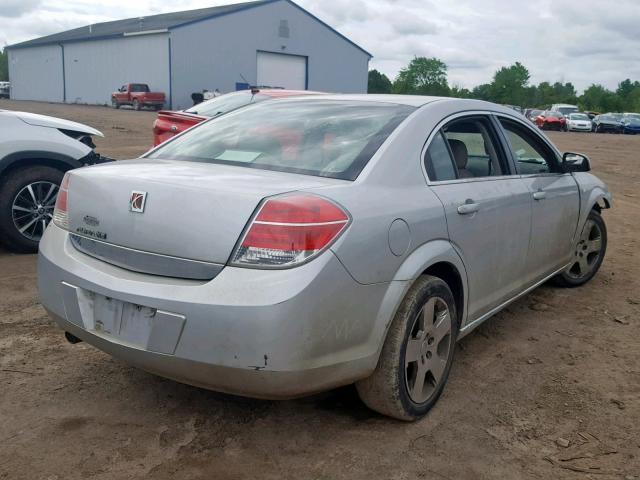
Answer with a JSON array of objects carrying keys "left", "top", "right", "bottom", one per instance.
[{"left": 38, "top": 224, "right": 393, "bottom": 399}]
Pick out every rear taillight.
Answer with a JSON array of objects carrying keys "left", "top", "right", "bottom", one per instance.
[
  {"left": 231, "top": 193, "right": 350, "bottom": 268},
  {"left": 53, "top": 173, "right": 70, "bottom": 230}
]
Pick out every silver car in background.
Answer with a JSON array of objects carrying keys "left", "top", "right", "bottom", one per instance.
[
  {"left": 566, "top": 112, "right": 593, "bottom": 132},
  {"left": 38, "top": 95, "right": 611, "bottom": 420}
]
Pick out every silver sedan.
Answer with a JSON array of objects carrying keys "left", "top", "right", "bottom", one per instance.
[{"left": 38, "top": 95, "right": 611, "bottom": 420}]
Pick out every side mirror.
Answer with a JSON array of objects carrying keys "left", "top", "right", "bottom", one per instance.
[{"left": 562, "top": 152, "right": 591, "bottom": 173}]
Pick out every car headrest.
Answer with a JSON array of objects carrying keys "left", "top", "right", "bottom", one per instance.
[{"left": 448, "top": 139, "right": 468, "bottom": 169}]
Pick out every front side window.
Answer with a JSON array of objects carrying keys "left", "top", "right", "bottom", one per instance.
[
  {"left": 499, "top": 119, "right": 560, "bottom": 174},
  {"left": 148, "top": 100, "right": 415, "bottom": 180}
]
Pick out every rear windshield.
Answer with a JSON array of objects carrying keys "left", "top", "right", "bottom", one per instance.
[
  {"left": 184, "top": 92, "right": 270, "bottom": 117},
  {"left": 148, "top": 100, "right": 415, "bottom": 180}
]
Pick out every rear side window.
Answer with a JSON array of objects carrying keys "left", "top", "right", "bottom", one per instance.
[
  {"left": 443, "top": 117, "right": 507, "bottom": 178},
  {"left": 424, "top": 117, "right": 509, "bottom": 181},
  {"left": 424, "top": 132, "right": 457, "bottom": 181},
  {"left": 131, "top": 84, "right": 149, "bottom": 93},
  {"left": 149, "top": 100, "right": 415, "bottom": 181}
]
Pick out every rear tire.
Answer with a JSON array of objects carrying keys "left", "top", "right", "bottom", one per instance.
[
  {"left": 355, "top": 275, "right": 458, "bottom": 421},
  {"left": 554, "top": 210, "right": 607, "bottom": 288},
  {"left": 0, "top": 165, "right": 65, "bottom": 253}
]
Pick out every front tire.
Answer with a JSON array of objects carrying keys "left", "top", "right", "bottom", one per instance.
[
  {"left": 356, "top": 275, "right": 458, "bottom": 421},
  {"left": 111, "top": 98, "right": 120, "bottom": 109},
  {"left": 0, "top": 165, "right": 64, "bottom": 253},
  {"left": 554, "top": 210, "right": 607, "bottom": 287},
  {"left": 133, "top": 99, "right": 141, "bottom": 111}
]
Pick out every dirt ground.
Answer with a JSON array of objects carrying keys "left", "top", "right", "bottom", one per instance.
[{"left": 0, "top": 99, "right": 638, "bottom": 480}]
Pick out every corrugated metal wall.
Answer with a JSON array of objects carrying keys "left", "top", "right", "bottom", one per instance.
[
  {"left": 8, "top": 0, "right": 369, "bottom": 110},
  {"left": 64, "top": 34, "right": 170, "bottom": 105},
  {"left": 9, "top": 34, "right": 170, "bottom": 107},
  {"left": 8, "top": 45, "right": 64, "bottom": 102},
  {"left": 169, "top": 0, "right": 369, "bottom": 110}
]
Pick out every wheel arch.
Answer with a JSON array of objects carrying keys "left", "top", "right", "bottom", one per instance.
[
  {"left": 0, "top": 152, "right": 81, "bottom": 181},
  {"left": 421, "top": 261, "right": 465, "bottom": 329},
  {"left": 593, "top": 196, "right": 611, "bottom": 212},
  {"left": 366, "top": 240, "right": 469, "bottom": 372},
  {"left": 581, "top": 188, "right": 611, "bottom": 227}
]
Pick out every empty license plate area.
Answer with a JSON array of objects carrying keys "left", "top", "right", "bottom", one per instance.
[
  {"left": 67, "top": 284, "right": 186, "bottom": 355},
  {"left": 93, "top": 294, "right": 156, "bottom": 347}
]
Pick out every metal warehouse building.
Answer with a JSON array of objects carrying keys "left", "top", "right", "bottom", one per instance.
[{"left": 7, "top": 0, "right": 371, "bottom": 110}]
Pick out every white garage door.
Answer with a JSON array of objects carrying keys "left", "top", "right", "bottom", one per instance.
[{"left": 257, "top": 51, "right": 307, "bottom": 90}]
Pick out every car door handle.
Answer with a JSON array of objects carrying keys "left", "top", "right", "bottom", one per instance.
[
  {"left": 457, "top": 202, "right": 480, "bottom": 215},
  {"left": 533, "top": 191, "right": 547, "bottom": 201}
]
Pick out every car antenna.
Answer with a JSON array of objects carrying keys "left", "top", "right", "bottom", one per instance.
[{"left": 239, "top": 73, "right": 259, "bottom": 96}]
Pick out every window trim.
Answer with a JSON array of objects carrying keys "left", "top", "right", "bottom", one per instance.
[
  {"left": 424, "top": 130, "right": 458, "bottom": 181},
  {"left": 420, "top": 111, "right": 518, "bottom": 185},
  {"left": 493, "top": 113, "right": 566, "bottom": 177}
]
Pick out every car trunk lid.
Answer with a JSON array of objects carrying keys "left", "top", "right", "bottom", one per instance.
[{"left": 66, "top": 159, "right": 340, "bottom": 269}]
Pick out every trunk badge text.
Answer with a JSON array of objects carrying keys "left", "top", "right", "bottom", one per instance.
[
  {"left": 83, "top": 215, "right": 99, "bottom": 227},
  {"left": 129, "top": 191, "right": 147, "bottom": 213}
]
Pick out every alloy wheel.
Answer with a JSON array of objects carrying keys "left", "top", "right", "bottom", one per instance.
[
  {"left": 404, "top": 297, "right": 453, "bottom": 404},
  {"left": 11, "top": 181, "right": 58, "bottom": 241},
  {"left": 566, "top": 219, "right": 603, "bottom": 280}
]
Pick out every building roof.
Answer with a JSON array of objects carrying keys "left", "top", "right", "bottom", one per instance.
[{"left": 7, "top": 0, "right": 372, "bottom": 57}]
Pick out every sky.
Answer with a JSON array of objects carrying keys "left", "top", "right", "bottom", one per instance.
[{"left": 1, "top": 0, "right": 639, "bottom": 93}]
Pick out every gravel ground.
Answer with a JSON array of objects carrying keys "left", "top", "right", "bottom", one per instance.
[{"left": 0, "top": 99, "right": 638, "bottom": 479}]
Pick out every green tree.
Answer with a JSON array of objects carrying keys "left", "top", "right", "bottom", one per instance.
[
  {"left": 627, "top": 85, "right": 640, "bottom": 112},
  {"left": 579, "top": 84, "right": 622, "bottom": 112},
  {"left": 0, "top": 48, "right": 8, "bottom": 82},
  {"left": 616, "top": 79, "right": 640, "bottom": 104},
  {"left": 450, "top": 84, "right": 471, "bottom": 98},
  {"left": 392, "top": 57, "right": 450, "bottom": 96},
  {"left": 488, "top": 62, "right": 530, "bottom": 106},
  {"left": 368, "top": 69, "right": 392, "bottom": 94},
  {"left": 471, "top": 83, "right": 492, "bottom": 101}
]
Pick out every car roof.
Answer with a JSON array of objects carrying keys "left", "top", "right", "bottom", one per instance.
[
  {"left": 255, "top": 89, "right": 325, "bottom": 97},
  {"left": 303, "top": 94, "right": 448, "bottom": 107},
  {"left": 269, "top": 94, "right": 521, "bottom": 114}
]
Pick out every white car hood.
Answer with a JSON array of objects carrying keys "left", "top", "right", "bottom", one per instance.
[{"left": 16, "top": 111, "right": 103, "bottom": 137}]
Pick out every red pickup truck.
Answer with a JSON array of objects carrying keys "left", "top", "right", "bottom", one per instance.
[{"left": 111, "top": 84, "right": 165, "bottom": 111}]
